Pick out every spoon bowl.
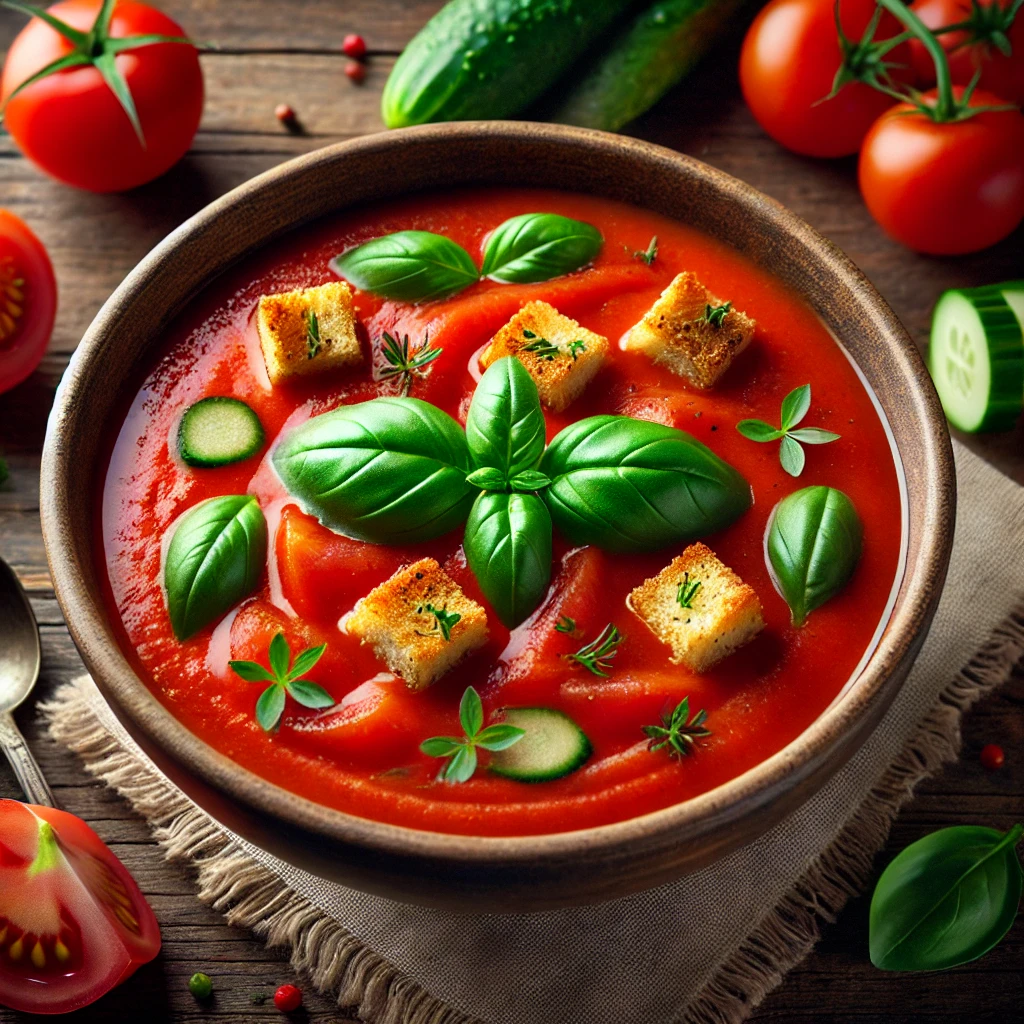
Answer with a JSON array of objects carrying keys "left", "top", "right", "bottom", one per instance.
[{"left": 0, "top": 556, "right": 54, "bottom": 806}]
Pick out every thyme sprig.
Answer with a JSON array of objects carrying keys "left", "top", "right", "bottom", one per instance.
[
  {"left": 676, "top": 573, "right": 702, "bottom": 609},
  {"left": 634, "top": 236, "right": 658, "bottom": 265},
  {"left": 377, "top": 330, "right": 441, "bottom": 395},
  {"left": 304, "top": 309, "right": 321, "bottom": 359},
  {"left": 416, "top": 602, "right": 461, "bottom": 641},
  {"left": 700, "top": 301, "right": 732, "bottom": 328},
  {"left": 555, "top": 615, "right": 577, "bottom": 634},
  {"left": 643, "top": 696, "right": 711, "bottom": 758},
  {"left": 568, "top": 622, "right": 624, "bottom": 677}
]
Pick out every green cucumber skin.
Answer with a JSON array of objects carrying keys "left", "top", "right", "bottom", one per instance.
[
  {"left": 382, "top": 0, "right": 634, "bottom": 128},
  {"left": 179, "top": 397, "right": 265, "bottom": 468},
  {"left": 929, "top": 282, "right": 1024, "bottom": 433},
  {"left": 552, "top": 0, "right": 742, "bottom": 131},
  {"left": 489, "top": 707, "right": 592, "bottom": 782}
]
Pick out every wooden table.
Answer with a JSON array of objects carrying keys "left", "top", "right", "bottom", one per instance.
[{"left": 1, "top": 3, "right": 1021, "bottom": 1020}]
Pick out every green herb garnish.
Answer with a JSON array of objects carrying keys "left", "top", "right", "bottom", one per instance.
[
  {"left": 378, "top": 330, "right": 441, "bottom": 395},
  {"left": 304, "top": 309, "right": 321, "bottom": 359},
  {"left": 568, "top": 339, "right": 587, "bottom": 359},
  {"left": 522, "top": 335, "right": 560, "bottom": 361},
  {"left": 700, "top": 301, "right": 732, "bottom": 328},
  {"left": 555, "top": 615, "right": 576, "bottom": 634},
  {"left": 250, "top": 993, "right": 269, "bottom": 1006},
  {"left": 229, "top": 632, "right": 333, "bottom": 731},
  {"left": 676, "top": 573, "right": 701, "bottom": 609},
  {"left": 736, "top": 383, "right": 841, "bottom": 477},
  {"left": 416, "top": 602, "right": 461, "bottom": 641},
  {"left": 420, "top": 686, "right": 525, "bottom": 783},
  {"left": 643, "top": 696, "right": 711, "bottom": 758},
  {"left": 568, "top": 623, "right": 623, "bottom": 677},
  {"left": 634, "top": 236, "right": 658, "bottom": 265}
]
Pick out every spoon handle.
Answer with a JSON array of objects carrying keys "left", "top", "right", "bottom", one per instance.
[{"left": 0, "top": 711, "right": 56, "bottom": 808}]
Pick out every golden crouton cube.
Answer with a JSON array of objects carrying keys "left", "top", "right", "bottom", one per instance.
[
  {"left": 480, "top": 301, "right": 608, "bottom": 412},
  {"left": 256, "top": 281, "right": 362, "bottom": 385},
  {"left": 623, "top": 272, "right": 755, "bottom": 389},
  {"left": 629, "top": 542, "right": 764, "bottom": 672},
  {"left": 345, "top": 558, "right": 489, "bottom": 691}
]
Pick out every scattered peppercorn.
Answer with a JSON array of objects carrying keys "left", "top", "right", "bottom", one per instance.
[
  {"left": 980, "top": 743, "right": 1005, "bottom": 771},
  {"left": 345, "top": 61, "right": 366, "bottom": 83},
  {"left": 273, "top": 984, "right": 302, "bottom": 1012},
  {"left": 188, "top": 973, "right": 213, "bottom": 1000},
  {"left": 342, "top": 33, "right": 366, "bottom": 59}
]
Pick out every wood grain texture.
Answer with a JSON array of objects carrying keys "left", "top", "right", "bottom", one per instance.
[{"left": 0, "top": 0, "right": 1021, "bottom": 1019}]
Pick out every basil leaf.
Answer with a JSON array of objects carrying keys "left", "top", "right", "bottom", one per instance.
[
  {"left": 459, "top": 685, "right": 484, "bottom": 738},
  {"left": 780, "top": 383, "right": 811, "bottom": 430},
  {"left": 779, "top": 434, "right": 805, "bottom": 477},
  {"left": 736, "top": 419, "right": 783, "bottom": 443},
  {"left": 227, "top": 660, "right": 275, "bottom": 683},
  {"left": 510, "top": 469, "right": 551, "bottom": 492},
  {"left": 539, "top": 416, "right": 751, "bottom": 552},
  {"left": 420, "top": 736, "right": 463, "bottom": 757},
  {"left": 466, "top": 467, "right": 507, "bottom": 491},
  {"left": 274, "top": 397, "right": 475, "bottom": 544},
  {"left": 480, "top": 213, "right": 603, "bottom": 284},
  {"left": 464, "top": 491, "right": 553, "bottom": 628},
  {"left": 445, "top": 744, "right": 477, "bottom": 783},
  {"left": 474, "top": 724, "right": 526, "bottom": 752},
  {"left": 286, "top": 680, "right": 336, "bottom": 710},
  {"left": 465, "top": 356, "right": 546, "bottom": 481},
  {"left": 766, "top": 485, "right": 862, "bottom": 626},
  {"left": 255, "top": 684, "right": 286, "bottom": 732},
  {"left": 870, "top": 824, "right": 1024, "bottom": 972},
  {"left": 268, "top": 631, "right": 290, "bottom": 680},
  {"left": 331, "top": 230, "right": 479, "bottom": 303},
  {"left": 286, "top": 643, "right": 327, "bottom": 681},
  {"left": 787, "top": 427, "right": 842, "bottom": 444},
  {"left": 165, "top": 495, "right": 267, "bottom": 640}
]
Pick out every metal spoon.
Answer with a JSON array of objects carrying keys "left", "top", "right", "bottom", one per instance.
[{"left": 0, "top": 556, "right": 55, "bottom": 806}]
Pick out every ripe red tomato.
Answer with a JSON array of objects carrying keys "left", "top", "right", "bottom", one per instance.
[
  {"left": 0, "top": 800, "right": 161, "bottom": 1014},
  {"left": 0, "top": 210, "right": 57, "bottom": 395},
  {"left": 740, "top": 0, "right": 912, "bottom": 157},
  {"left": 910, "top": 0, "right": 1024, "bottom": 104},
  {"left": 858, "top": 88, "right": 1024, "bottom": 253},
  {"left": 0, "top": 1, "right": 203, "bottom": 193}
]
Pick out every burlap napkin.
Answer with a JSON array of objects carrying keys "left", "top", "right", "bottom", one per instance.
[{"left": 42, "top": 440, "right": 1024, "bottom": 1024}]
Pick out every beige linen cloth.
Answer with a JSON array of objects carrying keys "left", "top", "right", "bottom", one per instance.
[{"left": 43, "top": 441, "right": 1024, "bottom": 1024}]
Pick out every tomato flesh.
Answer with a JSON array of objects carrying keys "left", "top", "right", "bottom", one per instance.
[{"left": 0, "top": 801, "right": 160, "bottom": 1014}]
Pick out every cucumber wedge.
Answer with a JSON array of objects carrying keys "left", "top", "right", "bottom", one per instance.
[
  {"left": 178, "top": 397, "right": 265, "bottom": 468},
  {"left": 928, "top": 282, "right": 1024, "bottom": 432},
  {"left": 551, "top": 0, "right": 741, "bottom": 131},
  {"left": 489, "top": 707, "right": 592, "bottom": 782}
]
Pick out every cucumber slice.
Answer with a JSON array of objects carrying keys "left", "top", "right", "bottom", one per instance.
[
  {"left": 928, "top": 282, "right": 1024, "bottom": 432},
  {"left": 489, "top": 708, "right": 592, "bottom": 783},
  {"left": 178, "top": 397, "right": 265, "bottom": 467}
]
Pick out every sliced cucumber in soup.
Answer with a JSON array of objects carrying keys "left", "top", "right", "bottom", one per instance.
[
  {"left": 178, "top": 397, "right": 265, "bottom": 467},
  {"left": 929, "top": 282, "right": 1024, "bottom": 432},
  {"left": 489, "top": 708, "right": 592, "bottom": 782}
]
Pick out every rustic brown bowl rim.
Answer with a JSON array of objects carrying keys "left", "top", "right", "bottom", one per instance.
[{"left": 41, "top": 123, "right": 954, "bottom": 875}]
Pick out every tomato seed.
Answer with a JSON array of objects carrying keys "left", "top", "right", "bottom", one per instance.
[
  {"left": 342, "top": 33, "right": 366, "bottom": 59},
  {"left": 345, "top": 61, "right": 366, "bottom": 84},
  {"left": 980, "top": 744, "right": 1005, "bottom": 771},
  {"left": 273, "top": 984, "right": 302, "bottom": 1012}
]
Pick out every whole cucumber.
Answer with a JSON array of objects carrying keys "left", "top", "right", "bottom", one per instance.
[
  {"left": 382, "top": 0, "right": 634, "bottom": 128},
  {"left": 552, "top": 0, "right": 743, "bottom": 131}
]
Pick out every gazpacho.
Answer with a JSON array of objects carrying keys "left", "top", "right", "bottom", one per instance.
[{"left": 100, "top": 188, "right": 902, "bottom": 837}]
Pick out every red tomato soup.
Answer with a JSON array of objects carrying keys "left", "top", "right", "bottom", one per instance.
[{"left": 99, "top": 188, "right": 902, "bottom": 836}]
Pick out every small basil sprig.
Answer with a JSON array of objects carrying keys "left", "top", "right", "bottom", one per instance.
[
  {"left": 870, "top": 823, "right": 1023, "bottom": 972},
  {"left": 229, "top": 632, "right": 333, "bottom": 731},
  {"left": 766, "top": 485, "right": 863, "bottom": 626},
  {"left": 480, "top": 213, "right": 603, "bottom": 283},
  {"left": 165, "top": 495, "right": 267, "bottom": 640},
  {"left": 276, "top": 358, "right": 750, "bottom": 629},
  {"left": 420, "top": 686, "right": 525, "bottom": 783},
  {"left": 330, "top": 230, "right": 479, "bottom": 302},
  {"left": 331, "top": 214, "right": 603, "bottom": 303},
  {"left": 737, "top": 384, "right": 841, "bottom": 477}
]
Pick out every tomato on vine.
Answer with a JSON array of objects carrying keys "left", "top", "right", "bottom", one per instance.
[
  {"left": 740, "top": 0, "right": 913, "bottom": 157},
  {"left": 0, "top": 0, "right": 204, "bottom": 193}
]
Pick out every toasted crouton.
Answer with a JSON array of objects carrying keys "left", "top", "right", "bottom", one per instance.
[
  {"left": 623, "top": 272, "right": 755, "bottom": 389},
  {"left": 629, "top": 543, "right": 764, "bottom": 672},
  {"left": 480, "top": 301, "right": 608, "bottom": 412},
  {"left": 345, "top": 558, "right": 488, "bottom": 691},
  {"left": 256, "top": 281, "right": 362, "bottom": 385}
]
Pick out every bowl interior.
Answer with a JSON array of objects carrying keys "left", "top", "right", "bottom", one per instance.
[{"left": 41, "top": 123, "right": 954, "bottom": 904}]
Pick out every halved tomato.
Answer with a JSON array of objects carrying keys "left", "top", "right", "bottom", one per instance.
[
  {"left": 0, "top": 210, "right": 56, "bottom": 395},
  {"left": 0, "top": 800, "right": 160, "bottom": 1014}
]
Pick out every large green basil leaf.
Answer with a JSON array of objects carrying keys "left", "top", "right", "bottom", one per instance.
[
  {"left": 464, "top": 491, "right": 552, "bottom": 629},
  {"left": 480, "top": 213, "right": 603, "bottom": 284},
  {"left": 165, "top": 495, "right": 267, "bottom": 640},
  {"left": 539, "top": 416, "right": 751, "bottom": 552},
  {"left": 870, "top": 824, "right": 1024, "bottom": 972},
  {"left": 273, "top": 397, "right": 474, "bottom": 544},
  {"left": 465, "top": 356, "right": 546, "bottom": 484},
  {"left": 766, "top": 485, "right": 862, "bottom": 626},
  {"left": 330, "top": 231, "right": 479, "bottom": 302}
]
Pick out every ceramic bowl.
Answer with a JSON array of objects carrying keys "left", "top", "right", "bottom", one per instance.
[{"left": 41, "top": 123, "right": 955, "bottom": 910}]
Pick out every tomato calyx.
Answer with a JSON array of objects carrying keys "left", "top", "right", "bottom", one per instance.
[
  {"left": 952, "top": 0, "right": 1023, "bottom": 54},
  {"left": 0, "top": 0, "right": 196, "bottom": 145},
  {"left": 829, "top": 2, "right": 912, "bottom": 98}
]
